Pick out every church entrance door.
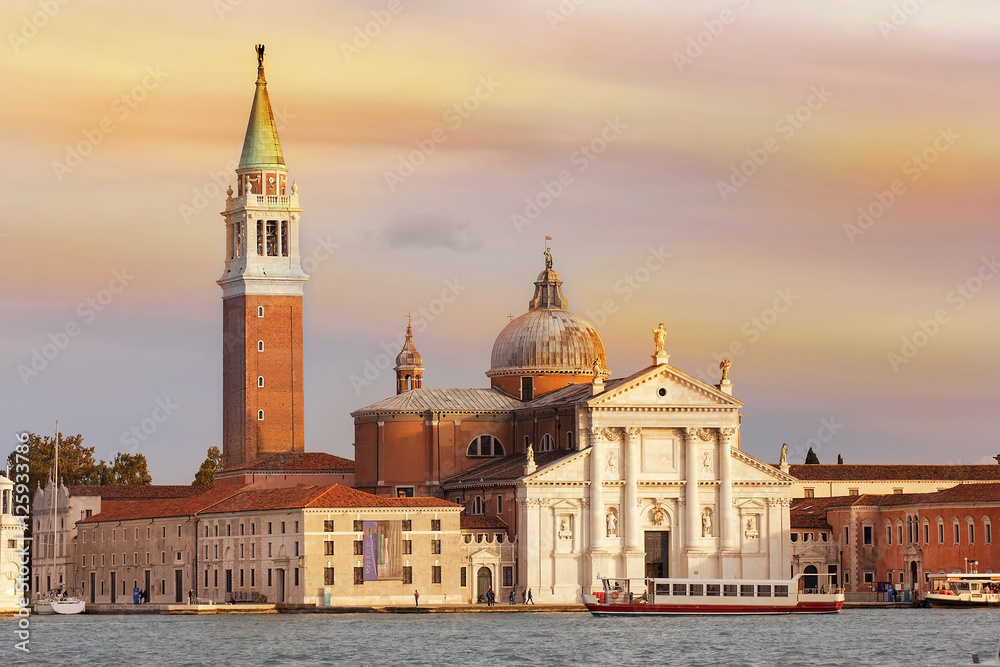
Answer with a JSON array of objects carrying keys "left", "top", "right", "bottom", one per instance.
[
  {"left": 644, "top": 531, "right": 669, "bottom": 578},
  {"left": 476, "top": 567, "right": 492, "bottom": 602}
]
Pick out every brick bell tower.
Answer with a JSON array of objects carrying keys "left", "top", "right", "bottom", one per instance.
[{"left": 218, "top": 45, "right": 307, "bottom": 470}]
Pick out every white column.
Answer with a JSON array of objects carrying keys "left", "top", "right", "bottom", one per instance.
[
  {"left": 625, "top": 427, "right": 642, "bottom": 552},
  {"left": 589, "top": 429, "right": 605, "bottom": 552},
  {"left": 719, "top": 428, "right": 736, "bottom": 550},
  {"left": 683, "top": 428, "right": 701, "bottom": 550}
]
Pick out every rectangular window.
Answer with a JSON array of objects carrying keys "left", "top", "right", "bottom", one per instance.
[
  {"left": 294, "top": 521, "right": 299, "bottom": 534},
  {"left": 844, "top": 527, "right": 849, "bottom": 545},
  {"left": 987, "top": 523, "right": 992, "bottom": 544},
  {"left": 403, "top": 566, "right": 413, "bottom": 585},
  {"left": 774, "top": 585, "right": 789, "bottom": 598},
  {"left": 161, "top": 551, "right": 166, "bottom": 564},
  {"left": 267, "top": 569, "right": 272, "bottom": 587},
  {"left": 240, "top": 569, "right": 244, "bottom": 587},
  {"left": 205, "top": 570, "right": 209, "bottom": 587},
  {"left": 886, "top": 525, "right": 892, "bottom": 545},
  {"left": 938, "top": 523, "right": 944, "bottom": 543},
  {"left": 503, "top": 566, "right": 513, "bottom": 587},
  {"left": 849, "top": 489, "right": 859, "bottom": 496},
  {"left": 401, "top": 520, "right": 412, "bottom": 532},
  {"left": 431, "top": 566, "right": 442, "bottom": 584},
  {"left": 431, "top": 519, "right": 441, "bottom": 532},
  {"left": 354, "top": 567, "right": 365, "bottom": 585},
  {"left": 460, "top": 567, "right": 467, "bottom": 588},
  {"left": 689, "top": 584, "right": 703, "bottom": 596},
  {"left": 214, "top": 570, "right": 218, "bottom": 587},
  {"left": 324, "top": 520, "right": 335, "bottom": 532},
  {"left": 757, "top": 585, "right": 771, "bottom": 598},
  {"left": 898, "top": 524, "right": 903, "bottom": 544},
  {"left": 863, "top": 526, "right": 872, "bottom": 545},
  {"left": 706, "top": 584, "right": 720, "bottom": 597},
  {"left": 294, "top": 541, "right": 299, "bottom": 557},
  {"left": 251, "top": 569, "right": 255, "bottom": 587},
  {"left": 955, "top": 523, "right": 961, "bottom": 544},
  {"left": 403, "top": 540, "right": 412, "bottom": 555},
  {"left": 497, "top": 496, "right": 503, "bottom": 513},
  {"left": 723, "top": 584, "right": 738, "bottom": 597},
  {"left": 863, "top": 571, "right": 874, "bottom": 584},
  {"left": 354, "top": 540, "right": 364, "bottom": 555},
  {"left": 324, "top": 541, "right": 335, "bottom": 556},
  {"left": 240, "top": 523, "right": 245, "bottom": 536},
  {"left": 969, "top": 524, "right": 976, "bottom": 544},
  {"left": 354, "top": 520, "right": 364, "bottom": 532},
  {"left": 268, "top": 522, "right": 272, "bottom": 535},
  {"left": 923, "top": 523, "right": 929, "bottom": 544},
  {"left": 803, "top": 488, "right": 814, "bottom": 498},
  {"left": 294, "top": 568, "right": 299, "bottom": 587},
  {"left": 431, "top": 539, "right": 441, "bottom": 555},
  {"left": 893, "top": 488, "right": 903, "bottom": 494},
  {"left": 828, "top": 565, "right": 838, "bottom": 587},
  {"left": 178, "top": 525, "right": 182, "bottom": 538},
  {"left": 324, "top": 568, "right": 335, "bottom": 585}
]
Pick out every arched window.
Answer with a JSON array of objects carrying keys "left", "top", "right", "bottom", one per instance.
[
  {"left": 936, "top": 517, "right": 945, "bottom": 544},
  {"left": 258, "top": 410, "right": 264, "bottom": 421},
  {"left": 538, "top": 434, "right": 554, "bottom": 452},
  {"left": 953, "top": 518, "right": 961, "bottom": 544},
  {"left": 258, "top": 340, "right": 264, "bottom": 352},
  {"left": 471, "top": 496, "right": 485, "bottom": 515},
  {"left": 985, "top": 517, "right": 993, "bottom": 545},
  {"left": 258, "top": 376, "right": 264, "bottom": 388},
  {"left": 467, "top": 435, "right": 505, "bottom": 457},
  {"left": 257, "top": 306, "right": 264, "bottom": 318},
  {"left": 921, "top": 518, "right": 930, "bottom": 544},
  {"left": 885, "top": 521, "right": 892, "bottom": 545},
  {"left": 967, "top": 517, "right": 976, "bottom": 544}
]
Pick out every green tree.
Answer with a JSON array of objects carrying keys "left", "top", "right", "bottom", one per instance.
[
  {"left": 108, "top": 452, "right": 153, "bottom": 485},
  {"left": 4, "top": 432, "right": 102, "bottom": 492},
  {"left": 192, "top": 446, "right": 223, "bottom": 486},
  {"left": 805, "top": 447, "right": 820, "bottom": 464}
]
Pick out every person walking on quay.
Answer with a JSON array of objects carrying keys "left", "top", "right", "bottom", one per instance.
[
  {"left": 509, "top": 590, "right": 516, "bottom": 605},
  {"left": 521, "top": 589, "right": 526, "bottom": 604},
  {"left": 527, "top": 588, "right": 534, "bottom": 604},
  {"left": 414, "top": 590, "right": 420, "bottom": 607}
]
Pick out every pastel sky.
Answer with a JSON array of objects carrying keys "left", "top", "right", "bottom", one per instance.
[{"left": 2, "top": 0, "right": 999, "bottom": 484}]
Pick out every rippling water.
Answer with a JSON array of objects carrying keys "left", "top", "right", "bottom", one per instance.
[{"left": 2, "top": 608, "right": 1000, "bottom": 666}]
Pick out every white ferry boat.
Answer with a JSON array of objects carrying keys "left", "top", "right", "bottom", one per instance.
[
  {"left": 583, "top": 574, "right": 844, "bottom": 615},
  {"left": 927, "top": 574, "right": 1000, "bottom": 608}
]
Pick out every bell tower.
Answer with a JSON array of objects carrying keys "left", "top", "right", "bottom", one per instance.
[
  {"left": 218, "top": 45, "right": 307, "bottom": 470},
  {"left": 394, "top": 317, "right": 424, "bottom": 395}
]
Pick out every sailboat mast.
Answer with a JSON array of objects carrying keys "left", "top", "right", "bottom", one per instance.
[{"left": 53, "top": 421, "right": 59, "bottom": 590}]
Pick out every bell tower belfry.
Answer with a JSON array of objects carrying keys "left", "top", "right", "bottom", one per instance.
[{"left": 218, "top": 45, "right": 308, "bottom": 470}]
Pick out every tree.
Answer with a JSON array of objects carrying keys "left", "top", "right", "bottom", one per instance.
[
  {"left": 108, "top": 452, "right": 153, "bottom": 485},
  {"left": 4, "top": 432, "right": 101, "bottom": 492},
  {"left": 837, "top": 454, "right": 844, "bottom": 465},
  {"left": 192, "top": 446, "right": 223, "bottom": 486},
  {"left": 805, "top": 447, "right": 820, "bottom": 464}
]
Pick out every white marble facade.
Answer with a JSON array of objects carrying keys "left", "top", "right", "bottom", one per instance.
[{"left": 515, "top": 362, "right": 794, "bottom": 603}]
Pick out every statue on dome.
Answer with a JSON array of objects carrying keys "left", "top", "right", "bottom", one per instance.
[
  {"left": 719, "top": 358, "right": 731, "bottom": 381},
  {"left": 544, "top": 247, "right": 553, "bottom": 269},
  {"left": 652, "top": 322, "right": 666, "bottom": 354},
  {"left": 256, "top": 44, "right": 265, "bottom": 66}
]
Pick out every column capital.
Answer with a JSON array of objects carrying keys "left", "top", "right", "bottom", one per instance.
[{"left": 625, "top": 426, "right": 642, "bottom": 439}]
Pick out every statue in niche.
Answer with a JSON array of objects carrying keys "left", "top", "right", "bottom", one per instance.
[
  {"left": 606, "top": 509, "right": 618, "bottom": 537},
  {"left": 652, "top": 322, "right": 666, "bottom": 354},
  {"left": 558, "top": 517, "right": 572, "bottom": 539},
  {"left": 702, "top": 508, "right": 713, "bottom": 537},
  {"left": 605, "top": 450, "right": 618, "bottom": 476},
  {"left": 702, "top": 451, "right": 712, "bottom": 473},
  {"left": 719, "top": 358, "right": 731, "bottom": 381},
  {"left": 744, "top": 515, "right": 759, "bottom": 539},
  {"left": 651, "top": 506, "right": 666, "bottom": 526}
]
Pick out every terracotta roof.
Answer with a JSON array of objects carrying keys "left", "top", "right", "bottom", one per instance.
[
  {"left": 461, "top": 515, "right": 509, "bottom": 529},
  {"left": 66, "top": 485, "right": 203, "bottom": 500},
  {"left": 79, "top": 486, "right": 247, "bottom": 523},
  {"left": 442, "top": 450, "right": 571, "bottom": 486},
  {"left": 201, "top": 485, "right": 459, "bottom": 513},
  {"left": 352, "top": 388, "right": 522, "bottom": 416},
  {"left": 81, "top": 485, "right": 459, "bottom": 523},
  {"left": 791, "top": 497, "right": 848, "bottom": 528},
  {"left": 788, "top": 464, "right": 1000, "bottom": 482},
  {"left": 520, "top": 371, "right": 641, "bottom": 408},
  {"left": 219, "top": 452, "right": 354, "bottom": 474}
]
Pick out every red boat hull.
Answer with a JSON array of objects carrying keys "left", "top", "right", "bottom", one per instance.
[{"left": 585, "top": 600, "right": 843, "bottom": 616}]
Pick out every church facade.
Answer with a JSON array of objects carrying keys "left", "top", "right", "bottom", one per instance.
[{"left": 353, "top": 257, "right": 795, "bottom": 603}]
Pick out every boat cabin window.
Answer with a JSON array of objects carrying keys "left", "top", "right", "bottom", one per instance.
[
  {"left": 706, "top": 584, "right": 720, "bottom": 597},
  {"left": 672, "top": 584, "right": 686, "bottom": 596},
  {"left": 774, "top": 585, "right": 789, "bottom": 598},
  {"left": 689, "top": 584, "right": 703, "bottom": 596},
  {"left": 740, "top": 585, "right": 755, "bottom": 597},
  {"left": 723, "top": 585, "right": 738, "bottom": 597},
  {"left": 757, "top": 585, "right": 771, "bottom": 597}
]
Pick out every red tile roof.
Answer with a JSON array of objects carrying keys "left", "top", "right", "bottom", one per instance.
[
  {"left": 791, "top": 497, "right": 851, "bottom": 528},
  {"left": 80, "top": 485, "right": 458, "bottom": 523},
  {"left": 460, "top": 515, "right": 508, "bottom": 529},
  {"left": 792, "top": 484, "right": 1000, "bottom": 522},
  {"left": 788, "top": 464, "right": 1000, "bottom": 482},
  {"left": 442, "top": 450, "right": 571, "bottom": 485},
  {"left": 67, "top": 485, "right": 204, "bottom": 499},
  {"left": 219, "top": 452, "right": 355, "bottom": 474}
]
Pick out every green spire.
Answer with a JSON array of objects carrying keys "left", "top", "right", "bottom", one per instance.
[{"left": 239, "top": 44, "right": 284, "bottom": 169}]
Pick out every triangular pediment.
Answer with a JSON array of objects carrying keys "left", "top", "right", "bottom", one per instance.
[
  {"left": 526, "top": 450, "right": 590, "bottom": 484},
  {"left": 589, "top": 364, "right": 743, "bottom": 409},
  {"left": 732, "top": 449, "right": 796, "bottom": 483}
]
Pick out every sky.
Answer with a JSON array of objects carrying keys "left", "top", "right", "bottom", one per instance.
[{"left": 2, "top": 0, "right": 999, "bottom": 484}]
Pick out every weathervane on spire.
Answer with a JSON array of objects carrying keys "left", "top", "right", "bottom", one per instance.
[{"left": 255, "top": 44, "right": 265, "bottom": 66}]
